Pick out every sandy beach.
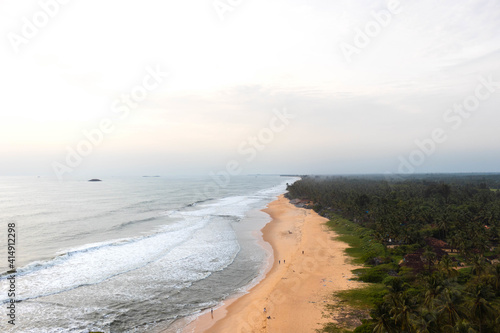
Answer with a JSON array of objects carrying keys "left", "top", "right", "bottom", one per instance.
[{"left": 183, "top": 194, "right": 363, "bottom": 333}]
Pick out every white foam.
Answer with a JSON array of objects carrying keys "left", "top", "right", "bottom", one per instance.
[{"left": 0, "top": 217, "right": 212, "bottom": 302}]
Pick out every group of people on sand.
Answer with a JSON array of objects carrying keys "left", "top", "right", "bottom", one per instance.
[
  {"left": 278, "top": 250, "right": 305, "bottom": 265},
  {"left": 264, "top": 308, "right": 271, "bottom": 319},
  {"left": 278, "top": 259, "right": 286, "bottom": 264}
]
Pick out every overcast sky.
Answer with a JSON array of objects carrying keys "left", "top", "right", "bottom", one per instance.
[{"left": 1, "top": 0, "right": 499, "bottom": 179}]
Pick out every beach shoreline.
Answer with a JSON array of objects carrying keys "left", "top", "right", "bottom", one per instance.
[{"left": 182, "top": 194, "right": 363, "bottom": 333}]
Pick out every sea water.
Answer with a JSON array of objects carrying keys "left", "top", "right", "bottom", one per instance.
[{"left": 0, "top": 175, "right": 298, "bottom": 332}]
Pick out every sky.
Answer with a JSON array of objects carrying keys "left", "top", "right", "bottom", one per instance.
[{"left": 1, "top": 0, "right": 499, "bottom": 179}]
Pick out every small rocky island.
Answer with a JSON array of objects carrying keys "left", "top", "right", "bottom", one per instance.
[{"left": 88, "top": 179, "right": 102, "bottom": 182}]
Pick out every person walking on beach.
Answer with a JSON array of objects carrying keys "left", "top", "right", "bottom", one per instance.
[
  {"left": 279, "top": 260, "right": 280, "bottom": 264},
  {"left": 211, "top": 308, "right": 213, "bottom": 319},
  {"left": 284, "top": 259, "right": 285, "bottom": 264}
]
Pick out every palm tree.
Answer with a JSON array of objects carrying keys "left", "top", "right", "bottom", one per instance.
[
  {"left": 372, "top": 302, "right": 396, "bottom": 333},
  {"left": 388, "top": 293, "right": 415, "bottom": 332},
  {"left": 448, "top": 232, "right": 460, "bottom": 253},
  {"left": 434, "top": 289, "right": 467, "bottom": 328},
  {"left": 386, "top": 277, "right": 408, "bottom": 294},
  {"left": 451, "top": 230, "right": 469, "bottom": 256},
  {"left": 438, "top": 184, "right": 452, "bottom": 204},
  {"left": 423, "top": 273, "right": 446, "bottom": 309},
  {"left": 466, "top": 284, "right": 496, "bottom": 333},
  {"left": 448, "top": 319, "right": 478, "bottom": 333},
  {"left": 487, "top": 264, "right": 500, "bottom": 295},
  {"left": 412, "top": 309, "right": 437, "bottom": 333},
  {"left": 423, "top": 248, "right": 437, "bottom": 273},
  {"left": 470, "top": 254, "right": 488, "bottom": 277},
  {"left": 437, "top": 208, "right": 451, "bottom": 240},
  {"left": 439, "top": 255, "right": 458, "bottom": 279}
]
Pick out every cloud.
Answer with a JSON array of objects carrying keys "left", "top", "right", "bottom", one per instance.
[{"left": 1, "top": 0, "right": 499, "bottom": 176}]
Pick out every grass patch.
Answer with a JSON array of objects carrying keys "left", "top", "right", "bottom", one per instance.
[
  {"left": 327, "top": 216, "right": 385, "bottom": 264},
  {"left": 352, "top": 268, "right": 366, "bottom": 276},
  {"left": 317, "top": 323, "right": 353, "bottom": 333},
  {"left": 334, "top": 283, "right": 387, "bottom": 309},
  {"left": 357, "top": 268, "right": 387, "bottom": 283},
  {"left": 344, "top": 248, "right": 365, "bottom": 263}
]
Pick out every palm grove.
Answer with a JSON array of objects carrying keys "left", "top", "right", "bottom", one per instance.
[{"left": 286, "top": 174, "right": 500, "bottom": 333}]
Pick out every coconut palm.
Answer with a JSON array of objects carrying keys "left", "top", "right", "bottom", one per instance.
[
  {"left": 386, "top": 277, "right": 408, "bottom": 294},
  {"left": 466, "top": 284, "right": 496, "bottom": 333},
  {"left": 423, "top": 273, "right": 446, "bottom": 309},
  {"left": 423, "top": 248, "right": 437, "bottom": 273},
  {"left": 434, "top": 289, "right": 467, "bottom": 328},
  {"left": 388, "top": 293, "right": 415, "bottom": 332},
  {"left": 439, "top": 255, "right": 458, "bottom": 279},
  {"left": 487, "top": 264, "right": 500, "bottom": 295},
  {"left": 371, "top": 302, "right": 396, "bottom": 333},
  {"left": 412, "top": 309, "right": 438, "bottom": 333},
  {"left": 470, "top": 254, "right": 488, "bottom": 277},
  {"left": 448, "top": 319, "right": 478, "bottom": 333}
]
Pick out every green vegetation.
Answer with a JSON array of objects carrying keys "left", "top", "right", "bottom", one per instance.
[
  {"left": 318, "top": 324, "right": 353, "bottom": 333},
  {"left": 327, "top": 216, "right": 386, "bottom": 265},
  {"left": 335, "top": 284, "right": 388, "bottom": 309},
  {"left": 288, "top": 174, "right": 500, "bottom": 333}
]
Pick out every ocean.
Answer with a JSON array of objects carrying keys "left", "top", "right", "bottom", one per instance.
[{"left": 0, "top": 175, "right": 298, "bottom": 332}]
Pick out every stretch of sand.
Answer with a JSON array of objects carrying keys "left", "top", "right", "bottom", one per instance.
[{"left": 183, "top": 195, "right": 362, "bottom": 333}]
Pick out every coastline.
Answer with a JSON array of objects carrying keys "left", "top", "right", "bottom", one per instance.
[{"left": 183, "top": 194, "right": 363, "bottom": 332}]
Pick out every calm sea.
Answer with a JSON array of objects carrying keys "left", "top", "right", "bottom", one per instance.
[{"left": 0, "top": 175, "right": 298, "bottom": 332}]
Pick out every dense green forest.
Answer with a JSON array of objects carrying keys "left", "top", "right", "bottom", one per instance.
[{"left": 286, "top": 174, "right": 500, "bottom": 333}]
